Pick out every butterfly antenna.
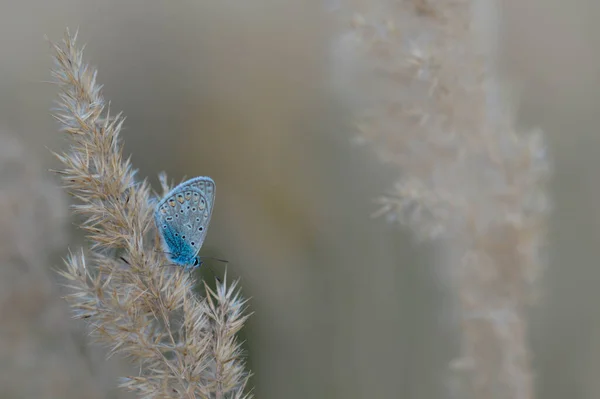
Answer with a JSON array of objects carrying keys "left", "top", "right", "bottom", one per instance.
[
  {"left": 204, "top": 264, "right": 222, "bottom": 283},
  {"left": 200, "top": 257, "right": 228, "bottom": 283},
  {"left": 201, "top": 256, "right": 229, "bottom": 265}
]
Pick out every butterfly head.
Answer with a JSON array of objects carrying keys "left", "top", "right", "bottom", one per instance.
[
  {"left": 167, "top": 251, "right": 203, "bottom": 270},
  {"left": 180, "top": 256, "right": 203, "bottom": 272}
]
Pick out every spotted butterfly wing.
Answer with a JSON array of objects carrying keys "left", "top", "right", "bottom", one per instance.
[{"left": 155, "top": 176, "right": 215, "bottom": 267}]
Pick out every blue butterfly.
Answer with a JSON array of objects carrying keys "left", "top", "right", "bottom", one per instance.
[{"left": 155, "top": 176, "right": 215, "bottom": 271}]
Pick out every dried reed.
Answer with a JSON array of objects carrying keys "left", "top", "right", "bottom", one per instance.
[
  {"left": 50, "top": 30, "right": 252, "bottom": 399},
  {"left": 336, "top": 1, "right": 550, "bottom": 398}
]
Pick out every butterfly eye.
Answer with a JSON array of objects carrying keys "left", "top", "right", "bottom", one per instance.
[{"left": 193, "top": 258, "right": 200, "bottom": 266}]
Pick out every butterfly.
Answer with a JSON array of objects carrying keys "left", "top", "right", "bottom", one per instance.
[{"left": 155, "top": 176, "right": 215, "bottom": 271}]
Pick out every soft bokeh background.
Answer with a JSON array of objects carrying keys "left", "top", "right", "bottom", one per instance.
[{"left": 0, "top": 0, "right": 598, "bottom": 398}]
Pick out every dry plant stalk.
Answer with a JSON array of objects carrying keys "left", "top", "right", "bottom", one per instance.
[
  {"left": 337, "top": 0, "right": 550, "bottom": 398},
  {"left": 50, "top": 30, "right": 252, "bottom": 399}
]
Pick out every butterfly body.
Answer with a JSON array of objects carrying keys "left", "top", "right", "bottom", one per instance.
[{"left": 155, "top": 176, "right": 215, "bottom": 271}]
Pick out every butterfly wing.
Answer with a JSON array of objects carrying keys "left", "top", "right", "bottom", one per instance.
[{"left": 155, "top": 177, "right": 215, "bottom": 265}]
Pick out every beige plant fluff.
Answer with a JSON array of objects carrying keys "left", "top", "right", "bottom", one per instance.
[
  {"left": 332, "top": 0, "right": 550, "bottom": 398},
  {"left": 50, "top": 31, "right": 252, "bottom": 399}
]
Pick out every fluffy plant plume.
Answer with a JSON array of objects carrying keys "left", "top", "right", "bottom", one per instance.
[
  {"left": 334, "top": 1, "right": 550, "bottom": 398},
  {"left": 50, "top": 30, "right": 252, "bottom": 399}
]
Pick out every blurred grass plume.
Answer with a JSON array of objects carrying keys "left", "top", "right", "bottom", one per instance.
[
  {"left": 335, "top": 0, "right": 551, "bottom": 398},
  {"left": 49, "top": 30, "right": 252, "bottom": 399}
]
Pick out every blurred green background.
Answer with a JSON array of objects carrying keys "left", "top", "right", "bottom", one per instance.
[{"left": 0, "top": 0, "right": 599, "bottom": 398}]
